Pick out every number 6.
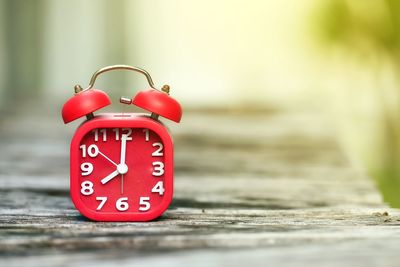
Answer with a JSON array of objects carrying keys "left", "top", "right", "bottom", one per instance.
[{"left": 116, "top": 197, "right": 129, "bottom": 211}]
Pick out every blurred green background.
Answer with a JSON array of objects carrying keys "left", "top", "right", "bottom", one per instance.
[{"left": 0, "top": 0, "right": 399, "bottom": 207}]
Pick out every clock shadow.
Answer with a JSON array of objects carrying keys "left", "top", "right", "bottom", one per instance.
[
  {"left": 72, "top": 214, "right": 171, "bottom": 222},
  {"left": 75, "top": 215, "right": 93, "bottom": 222}
]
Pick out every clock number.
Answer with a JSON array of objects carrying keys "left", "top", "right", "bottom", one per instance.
[
  {"left": 93, "top": 129, "right": 107, "bottom": 142},
  {"left": 139, "top": 197, "right": 151, "bottom": 211},
  {"left": 80, "top": 162, "right": 93, "bottom": 176},
  {"left": 80, "top": 181, "right": 94, "bottom": 196},
  {"left": 152, "top": 143, "right": 164, "bottom": 156},
  {"left": 152, "top": 162, "right": 165, "bottom": 176},
  {"left": 116, "top": 197, "right": 129, "bottom": 211},
  {"left": 79, "top": 145, "right": 86, "bottom": 157},
  {"left": 122, "top": 128, "right": 133, "bottom": 140},
  {"left": 151, "top": 181, "right": 165, "bottom": 195},
  {"left": 80, "top": 144, "right": 99, "bottom": 158},
  {"left": 112, "top": 128, "right": 119, "bottom": 140},
  {"left": 96, "top": 197, "right": 107, "bottom": 210},
  {"left": 113, "top": 128, "right": 132, "bottom": 141},
  {"left": 143, "top": 129, "right": 150, "bottom": 142},
  {"left": 87, "top": 145, "right": 99, "bottom": 157}
]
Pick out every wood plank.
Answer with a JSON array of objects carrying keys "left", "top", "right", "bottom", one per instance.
[{"left": 0, "top": 109, "right": 399, "bottom": 266}]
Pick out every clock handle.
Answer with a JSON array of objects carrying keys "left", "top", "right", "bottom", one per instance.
[
  {"left": 79, "top": 65, "right": 160, "bottom": 92},
  {"left": 81, "top": 65, "right": 181, "bottom": 123}
]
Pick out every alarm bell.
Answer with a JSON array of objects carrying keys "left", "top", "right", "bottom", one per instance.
[
  {"left": 132, "top": 85, "right": 182, "bottom": 123},
  {"left": 62, "top": 86, "right": 111, "bottom": 123}
]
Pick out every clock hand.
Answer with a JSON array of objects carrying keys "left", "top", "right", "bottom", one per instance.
[
  {"left": 121, "top": 174, "right": 124, "bottom": 195},
  {"left": 98, "top": 150, "right": 118, "bottom": 167},
  {"left": 116, "top": 135, "right": 128, "bottom": 194},
  {"left": 101, "top": 169, "right": 119, "bottom": 184},
  {"left": 120, "top": 135, "right": 127, "bottom": 165}
]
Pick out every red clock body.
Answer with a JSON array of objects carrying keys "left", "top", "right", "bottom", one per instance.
[{"left": 70, "top": 114, "right": 173, "bottom": 221}]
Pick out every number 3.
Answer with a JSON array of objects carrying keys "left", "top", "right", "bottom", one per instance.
[{"left": 152, "top": 162, "right": 164, "bottom": 176}]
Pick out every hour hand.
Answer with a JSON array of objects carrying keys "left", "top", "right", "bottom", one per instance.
[{"left": 101, "top": 170, "right": 119, "bottom": 185}]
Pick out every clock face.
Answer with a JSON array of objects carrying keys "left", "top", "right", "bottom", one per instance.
[{"left": 71, "top": 125, "right": 172, "bottom": 221}]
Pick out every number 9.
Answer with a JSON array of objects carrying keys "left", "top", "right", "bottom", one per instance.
[{"left": 81, "top": 162, "right": 93, "bottom": 176}]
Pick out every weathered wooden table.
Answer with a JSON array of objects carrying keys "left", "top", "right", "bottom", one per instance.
[{"left": 0, "top": 108, "right": 399, "bottom": 267}]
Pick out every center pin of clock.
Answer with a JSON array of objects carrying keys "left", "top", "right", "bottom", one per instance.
[{"left": 117, "top": 163, "right": 128, "bottom": 175}]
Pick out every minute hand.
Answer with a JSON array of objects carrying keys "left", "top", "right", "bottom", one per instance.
[{"left": 120, "top": 135, "right": 127, "bottom": 165}]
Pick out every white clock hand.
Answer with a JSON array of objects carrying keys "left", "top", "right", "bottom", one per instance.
[
  {"left": 121, "top": 174, "right": 124, "bottom": 195},
  {"left": 120, "top": 135, "right": 127, "bottom": 165},
  {"left": 119, "top": 135, "right": 128, "bottom": 195},
  {"left": 98, "top": 150, "right": 118, "bottom": 167},
  {"left": 101, "top": 170, "right": 119, "bottom": 184}
]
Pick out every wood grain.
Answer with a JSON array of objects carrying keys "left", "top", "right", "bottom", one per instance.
[{"left": 0, "top": 109, "right": 399, "bottom": 267}]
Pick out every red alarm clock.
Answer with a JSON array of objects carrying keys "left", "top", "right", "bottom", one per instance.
[{"left": 61, "top": 65, "right": 182, "bottom": 221}]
